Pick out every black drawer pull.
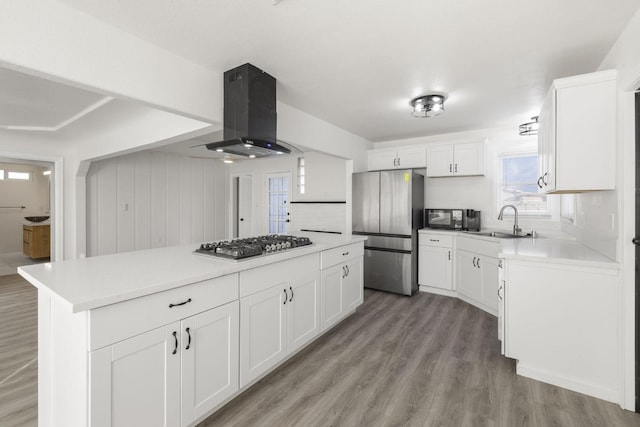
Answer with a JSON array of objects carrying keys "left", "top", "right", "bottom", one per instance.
[
  {"left": 185, "top": 327, "right": 191, "bottom": 350},
  {"left": 342, "top": 251, "right": 349, "bottom": 256},
  {"left": 289, "top": 286, "right": 294, "bottom": 302},
  {"left": 283, "top": 289, "right": 287, "bottom": 305},
  {"left": 169, "top": 298, "right": 192, "bottom": 308},
  {"left": 429, "top": 239, "right": 439, "bottom": 242}
]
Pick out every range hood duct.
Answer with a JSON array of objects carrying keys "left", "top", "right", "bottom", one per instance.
[{"left": 206, "top": 63, "right": 296, "bottom": 158}]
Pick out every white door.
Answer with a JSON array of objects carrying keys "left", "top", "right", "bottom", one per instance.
[
  {"left": 320, "top": 264, "right": 344, "bottom": 331},
  {"left": 480, "top": 256, "right": 500, "bottom": 313},
  {"left": 266, "top": 172, "right": 291, "bottom": 235},
  {"left": 90, "top": 324, "right": 181, "bottom": 427},
  {"left": 239, "top": 285, "right": 288, "bottom": 387},
  {"left": 287, "top": 272, "right": 320, "bottom": 353},
  {"left": 181, "top": 301, "right": 239, "bottom": 427},
  {"left": 234, "top": 175, "right": 252, "bottom": 238},
  {"left": 426, "top": 145, "right": 454, "bottom": 177},
  {"left": 343, "top": 257, "right": 364, "bottom": 312},
  {"left": 454, "top": 142, "right": 484, "bottom": 176},
  {"left": 456, "top": 250, "right": 481, "bottom": 302},
  {"left": 418, "top": 246, "right": 453, "bottom": 290}
]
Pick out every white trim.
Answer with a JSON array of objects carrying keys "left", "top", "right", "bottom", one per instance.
[
  {"left": 619, "top": 62, "right": 640, "bottom": 410},
  {"left": 0, "top": 151, "right": 63, "bottom": 261}
]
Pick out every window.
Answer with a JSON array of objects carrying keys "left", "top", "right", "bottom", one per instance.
[
  {"left": 297, "top": 157, "right": 305, "bottom": 195},
  {"left": 498, "top": 154, "right": 549, "bottom": 216},
  {"left": 7, "top": 171, "right": 31, "bottom": 181}
]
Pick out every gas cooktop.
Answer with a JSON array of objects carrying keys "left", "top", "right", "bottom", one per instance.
[{"left": 195, "top": 235, "right": 313, "bottom": 260}]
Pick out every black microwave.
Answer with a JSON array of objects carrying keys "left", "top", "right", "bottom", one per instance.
[{"left": 425, "top": 209, "right": 481, "bottom": 231}]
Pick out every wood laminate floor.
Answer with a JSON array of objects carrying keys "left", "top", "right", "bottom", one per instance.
[
  {"left": 1, "top": 277, "right": 639, "bottom": 427},
  {"left": 200, "top": 289, "right": 640, "bottom": 427},
  {"left": 0, "top": 274, "right": 37, "bottom": 427}
]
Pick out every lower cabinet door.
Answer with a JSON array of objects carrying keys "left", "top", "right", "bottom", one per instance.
[
  {"left": 320, "top": 264, "right": 345, "bottom": 331},
  {"left": 480, "top": 256, "right": 500, "bottom": 313},
  {"left": 239, "top": 285, "right": 287, "bottom": 387},
  {"left": 343, "top": 257, "right": 363, "bottom": 312},
  {"left": 90, "top": 323, "right": 181, "bottom": 427},
  {"left": 287, "top": 272, "right": 320, "bottom": 354},
  {"left": 418, "top": 245, "right": 453, "bottom": 290},
  {"left": 181, "top": 301, "right": 239, "bottom": 426},
  {"left": 457, "top": 250, "right": 481, "bottom": 302}
]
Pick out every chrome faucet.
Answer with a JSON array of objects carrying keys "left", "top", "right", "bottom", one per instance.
[{"left": 498, "top": 205, "right": 522, "bottom": 235}]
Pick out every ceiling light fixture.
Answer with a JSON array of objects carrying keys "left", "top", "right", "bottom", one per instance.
[
  {"left": 410, "top": 94, "right": 446, "bottom": 118},
  {"left": 518, "top": 116, "right": 539, "bottom": 136}
]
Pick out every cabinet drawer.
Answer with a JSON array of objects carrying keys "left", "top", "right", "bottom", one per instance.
[
  {"left": 456, "top": 236, "right": 499, "bottom": 257},
  {"left": 419, "top": 233, "right": 453, "bottom": 248},
  {"left": 240, "top": 253, "right": 319, "bottom": 298},
  {"left": 23, "top": 228, "right": 32, "bottom": 244},
  {"left": 320, "top": 242, "right": 364, "bottom": 269},
  {"left": 89, "top": 273, "right": 238, "bottom": 350}
]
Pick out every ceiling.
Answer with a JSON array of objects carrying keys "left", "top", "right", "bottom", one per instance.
[{"left": 53, "top": 0, "right": 640, "bottom": 143}]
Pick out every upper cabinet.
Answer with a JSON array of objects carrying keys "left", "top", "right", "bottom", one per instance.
[
  {"left": 367, "top": 146, "right": 426, "bottom": 170},
  {"left": 426, "top": 141, "right": 485, "bottom": 177},
  {"left": 537, "top": 70, "right": 616, "bottom": 193}
]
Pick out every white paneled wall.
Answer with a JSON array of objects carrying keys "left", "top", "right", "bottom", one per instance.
[{"left": 87, "top": 152, "right": 228, "bottom": 257}]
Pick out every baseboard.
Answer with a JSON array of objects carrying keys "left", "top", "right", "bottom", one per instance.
[
  {"left": 516, "top": 361, "right": 618, "bottom": 404},
  {"left": 457, "top": 293, "right": 498, "bottom": 317},
  {"left": 418, "top": 285, "right": 456, "bottom": 298}
]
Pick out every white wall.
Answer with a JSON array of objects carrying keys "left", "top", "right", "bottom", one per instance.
[
  {"left": 376, "top": 128, "right": 564, "bottom": 236},
  {"left": 230, "top": 151, "right": 351, "bottom": 236},
  {"left": 0, "top": 163, "right": 50, "bottom": 254},
  {"left": 595, "top": 5, "right": 640, "bottom": 411},
  {"left": 86, "top": 151, "right": 228, "bottom": 256},
  {"left": 278, "top": 102, "right": 371, "bottom": 172}
]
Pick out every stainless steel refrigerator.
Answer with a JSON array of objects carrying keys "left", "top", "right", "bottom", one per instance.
[{"left": 352, "top": 170, "right": 424, "bottom": 296}]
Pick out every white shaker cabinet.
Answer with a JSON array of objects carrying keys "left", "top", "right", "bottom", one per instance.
[
  {"left": 537, "top": 69, "right": 616, "bottom": 193},
  {"left": 90, "top": 324, "right": 181, "bottom": 427},
  {"left": 456, "top": 236, "right": 499, "bottom": 315},
  {"left": 367, "top": 146, "right": 426, "bottom": 170},
  {"left": 418, "top": 232, "right": 454, "bottom": 292},
  {"left": 320, "top": 243, "right": 364, "bottom": 330},
  {"left": 90, "top": 300, "right": 239, "bottom": 427},
  {"left": 239, "top": 254, "right": 320, "bottom": 387},
  {"left": 426, "top": 141, "right": 485, "bottom": 177}
]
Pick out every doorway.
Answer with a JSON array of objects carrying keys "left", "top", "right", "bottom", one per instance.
[
  {"left": 265, "top": 172, "right": 291, "bottom": 235},
  {"left": 232, "top": 175, "right": 252, "bottom": 238},
  {"left": 0, "top": 158, "right": 55, "bottom": 276}
]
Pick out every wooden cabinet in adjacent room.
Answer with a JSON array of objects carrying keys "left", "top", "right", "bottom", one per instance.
[{"left": 23, "top": 224, "right": 50, "bottom": 259}]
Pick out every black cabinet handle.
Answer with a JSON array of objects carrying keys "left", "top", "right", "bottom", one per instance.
[
  {"left": 185, "top": 327, "right": 191, "bottom": 350},
  {"left": 289, "top": 286, "right": 294, "bottom": 302},
  {"left": 454, "top": 164, "right": 458, "bottom": 173},
  {"left": 449, "top": 164, "right": 452, "bottom": 173},
  {"left": 477, "top": 258, "right": 480, "bottom": 268},
  {"left": 542, "top": 172, "right": 548, "bottom": 186},
  {"left": 345, "top": 265, "right": 350, "bottom": 276},
  {"left": 633, "top": 237, "right": 640, "bottom": 246},
  {"left": 448, "top": 251, "right": 451, "bottom": 260},
  {"left": 342, "top": 266, "right": 346, "bottom": 278},
  {"left": 169, "top": 298, "right": 192, "bottom": 308},
  {"left": 429, "top": 239, "right": 439, "bottom": 242},
  {"left": 342, "top": 251, "right": 349, "bottom": 256},
  {"left": 283, "top": 289, "right": 287, "bottom": 305},
  {"left": 537, "top": 176, "right": 543, "bottom": 189},
  {"left": 498, "top": 285, "right": 503, "bottom": 300},
  {"left": 472, "top": 257, "right": 477, "bottom": 267},
  {"left": 172, "top": 331, "right": 178, "bottom": 355}
]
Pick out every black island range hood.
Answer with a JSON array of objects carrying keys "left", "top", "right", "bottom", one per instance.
[{"left": 206, "top": 63, "right": 297, "bottom": 158}]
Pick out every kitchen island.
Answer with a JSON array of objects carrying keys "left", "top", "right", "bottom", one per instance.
[{"left": 19, "top": 235, "right": 366, "bottom": 427}]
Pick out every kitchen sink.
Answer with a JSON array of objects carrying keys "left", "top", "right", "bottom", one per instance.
[{"left": 463, "top": 231, "right": 531, "bottom": 239}]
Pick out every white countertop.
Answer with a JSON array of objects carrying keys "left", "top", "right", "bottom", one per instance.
[
  {"left": 18, "top": 235, "right": 367, "bottom": 313},
  {"left": 419, "top": 228, "right": 618, "bottom": 269}
]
